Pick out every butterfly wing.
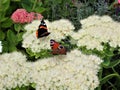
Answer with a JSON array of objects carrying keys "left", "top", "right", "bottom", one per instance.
[
  {"left": 37, "top": 28, "right": 50, "bottom": 38},
  {"left": 50, "top": 39, "right": 66, "bottom": 55},
  {"left": 58, "top": 45, "right": 67, "bottom": 55},
  {"left": 50, "top": 39, "right": 60, "bottom": 49},
  {"left": 36, "top": 19, "right": 50, "bottom": 38},
  {"left": 36, "top": 30, "right": 39, "bottom": 38}
]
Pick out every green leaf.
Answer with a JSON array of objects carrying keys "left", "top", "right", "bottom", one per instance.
[
  {"left": 0, "top": 0, "right": 10, "bottom": 12},
  {"left": 104, "top": 59, "right": 120, "bottom": 68},
  {"left": 31, "top": 83, "right": 36, "bottom": 88},
  {"left": 105, "top": 50, "right": 114, "bottom": 57},
  {"left": 7, "top": 30, "right": 18, "bottom": 45},
  {"left": 0, "top": 17, "right": 8, "bottom": 22},
  {"left": 102, "top": 57, "right": 110, "bottom": 67},
  {"left": 1, "top": 18, "right": 13, "bottom": 28},
  {"left": 7, "top": 30, "right": 18, "bottom": 52},
  {"left": 14, "top": 86, "right": 27, "bottom": 90},
  {"left": 17, "top": 32, "right": 24, "bottom": 42},
  {"left": 35, "top": 49, "right": 52, "bottom": 59},
  {"left": 2, "top": 41, "right": 9, "bottom": 52},
  {"left": 15, "top": 88, "right": 19, "bottom": 90},
  {"left": 26, "top": 48, "right": 35, "bottom": 57},
  {"left": 26, "top": 48, "right": 52, "bottom": 59},
  {"left": 21, "top": 0, "right": 33, "bottom": 12},
  {"left": 100, "top": 73, "right": 119, "bottom": 85},
  {"left": 14, "top": 24, "right": 22, "bottom": 32},
  {"left": 2, "top": 0, "right": 9, "bottom": 4},
  {"left": 34, "top": 7, "right": 46, "bottom": 13},
  {"left": 8, "top": 44, "right": 17, "bottom": 52},
  {"left": 0, "top": 30, "right": 5, "bottom": 40},
  {"left": 48, "top": 0, "right": 62, "bottom": 4},
  {"left": 37, "top": 2, "right": 42, "bottom": 7}
]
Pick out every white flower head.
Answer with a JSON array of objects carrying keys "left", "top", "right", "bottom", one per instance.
[
  {"left": 22, "top": 19, "right": 74, "bottom": 53},
  {"left": 0, "top": 49, "right": 102, "bottom": 90},
  {"left": 0, "top": 51, "right": 32, "bottom": 89},
  {"left": 71, "top": 15, "right": 120, "bottom": 51},
  {"left": 31, "top": 49, "right": 102, "bottom": 90}
]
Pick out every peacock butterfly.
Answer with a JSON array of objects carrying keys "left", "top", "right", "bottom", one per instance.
[{"left": 50, "top": 39, "right": 67, "bottom": 55}]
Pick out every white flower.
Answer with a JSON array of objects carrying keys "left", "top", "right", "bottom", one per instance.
[
  {"left": 22, "top": 19, "right": 74, "bottom": 53},
  {"left": 71, "top": 15, "right": 120, "bottom": 50},
  {"left": 0, "top": 49, "right": 102, "bottom": 90},
  {"left": 0, "top": 41, "right": 2, "bottom": 53},
  {"left": 31, "top": 49, "right": 102, "bottom": 90},
  {"left": 0, "top": 52, "right": 32, "bottom": 89}
]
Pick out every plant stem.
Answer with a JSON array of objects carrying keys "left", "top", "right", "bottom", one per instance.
[
  {"left": 108, "top": 81, "right": 117, "bottom": 90},
  {"left": 98, "top": 67, "right": 103, "bottom": 90},
  {"left": 112, "top": 67, "right": 117, "bottom": 73}
]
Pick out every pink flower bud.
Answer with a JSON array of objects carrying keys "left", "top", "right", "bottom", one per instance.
[
  {"left": 26, "top": 12, "right": 35, "bottom": 23},
  {"left": 34, "top": 13, "right": 43, "bottom": 20},
  {"left": 11, "top": 9, "right": 28, "bottom": 23},
  {"left": 11, "top": 8, "right": 43, "bottom": 24},
  {"left": 118, "top": 0, "right": 120, "bottom": 4}
]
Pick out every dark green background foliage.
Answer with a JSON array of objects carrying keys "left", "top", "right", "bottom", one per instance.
[{"left": 0, "top": 0, "right": 120, "bottom": 90}]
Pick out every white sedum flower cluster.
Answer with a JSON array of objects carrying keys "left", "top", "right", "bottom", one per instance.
[
  {"left": 71, "top": 15, "right": 120, "bottom": 50},
  {"left": 31, "top": 49, "right": 102, "bottom": 90},
  {"left": 0, "top": 52, "right": 31, "bottom": 90},
  {"left": 0, "top": 50, "right": 102, "bottom": 90},
  {"left": 22, "top": 19, "right": 74, "bottom": 53}
]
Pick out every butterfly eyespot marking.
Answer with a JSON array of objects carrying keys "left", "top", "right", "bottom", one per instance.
[
  {"left": 50, "top": 41, "right": 54, "bottom": 44},
  {"left": 50, "top": 39, "right": 55, "bottom": 45},
  {"left": 50, "top": 39, "right": 67, "bottom": 55},
  {"left": 58, "top": 45, "right": 63, "bottom": 49}
]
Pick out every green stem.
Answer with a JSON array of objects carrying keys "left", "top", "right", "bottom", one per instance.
[
  {"left": 100, "top": 73, "right": 120, "bottom": 85},
  {"left": 32, "top": 0, "right": 37, "bottom": 11},
  {"left": 98, "top": 67, "right": 103, "bottom": 90},
  {"left": 112, "top": 67, "right": 117, "bottom": 73},
  {"left": 108, "top": 81, "right": 117, "bottom": 90},
  {"left": 112, "top": 67, "right": 120, "bottom": 80}
]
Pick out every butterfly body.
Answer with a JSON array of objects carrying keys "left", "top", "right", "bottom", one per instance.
[
  {"left": 36, "top": 19, "right": 50, "bottom": 38},
  {"left": 50, "top": 39, "right": 66, "bottom": 55}
]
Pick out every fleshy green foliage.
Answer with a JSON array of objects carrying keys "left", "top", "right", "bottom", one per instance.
[
  {"left": 11, "top": 83, "right": 36, "bottom": 90},
  {"left": 26, "top": 48, "right": 53, "bottom": 60},
  {"left": 0, "top": 0, "right": 46, "bottom": 53},
  {"left": 0, "top": 0, "right": 21, "bottom": 52}
]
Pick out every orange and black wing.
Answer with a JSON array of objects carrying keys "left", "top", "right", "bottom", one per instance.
[{"left": 36, "top": 19, "right": 50, "bottom": 38}]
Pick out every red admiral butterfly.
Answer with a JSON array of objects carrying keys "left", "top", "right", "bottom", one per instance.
[
  {"left": 50, "top": 39, "right": 67, "bottom": 55},
  {"left": 36, "top": 19, "right": 50, "bottom": 38}
]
